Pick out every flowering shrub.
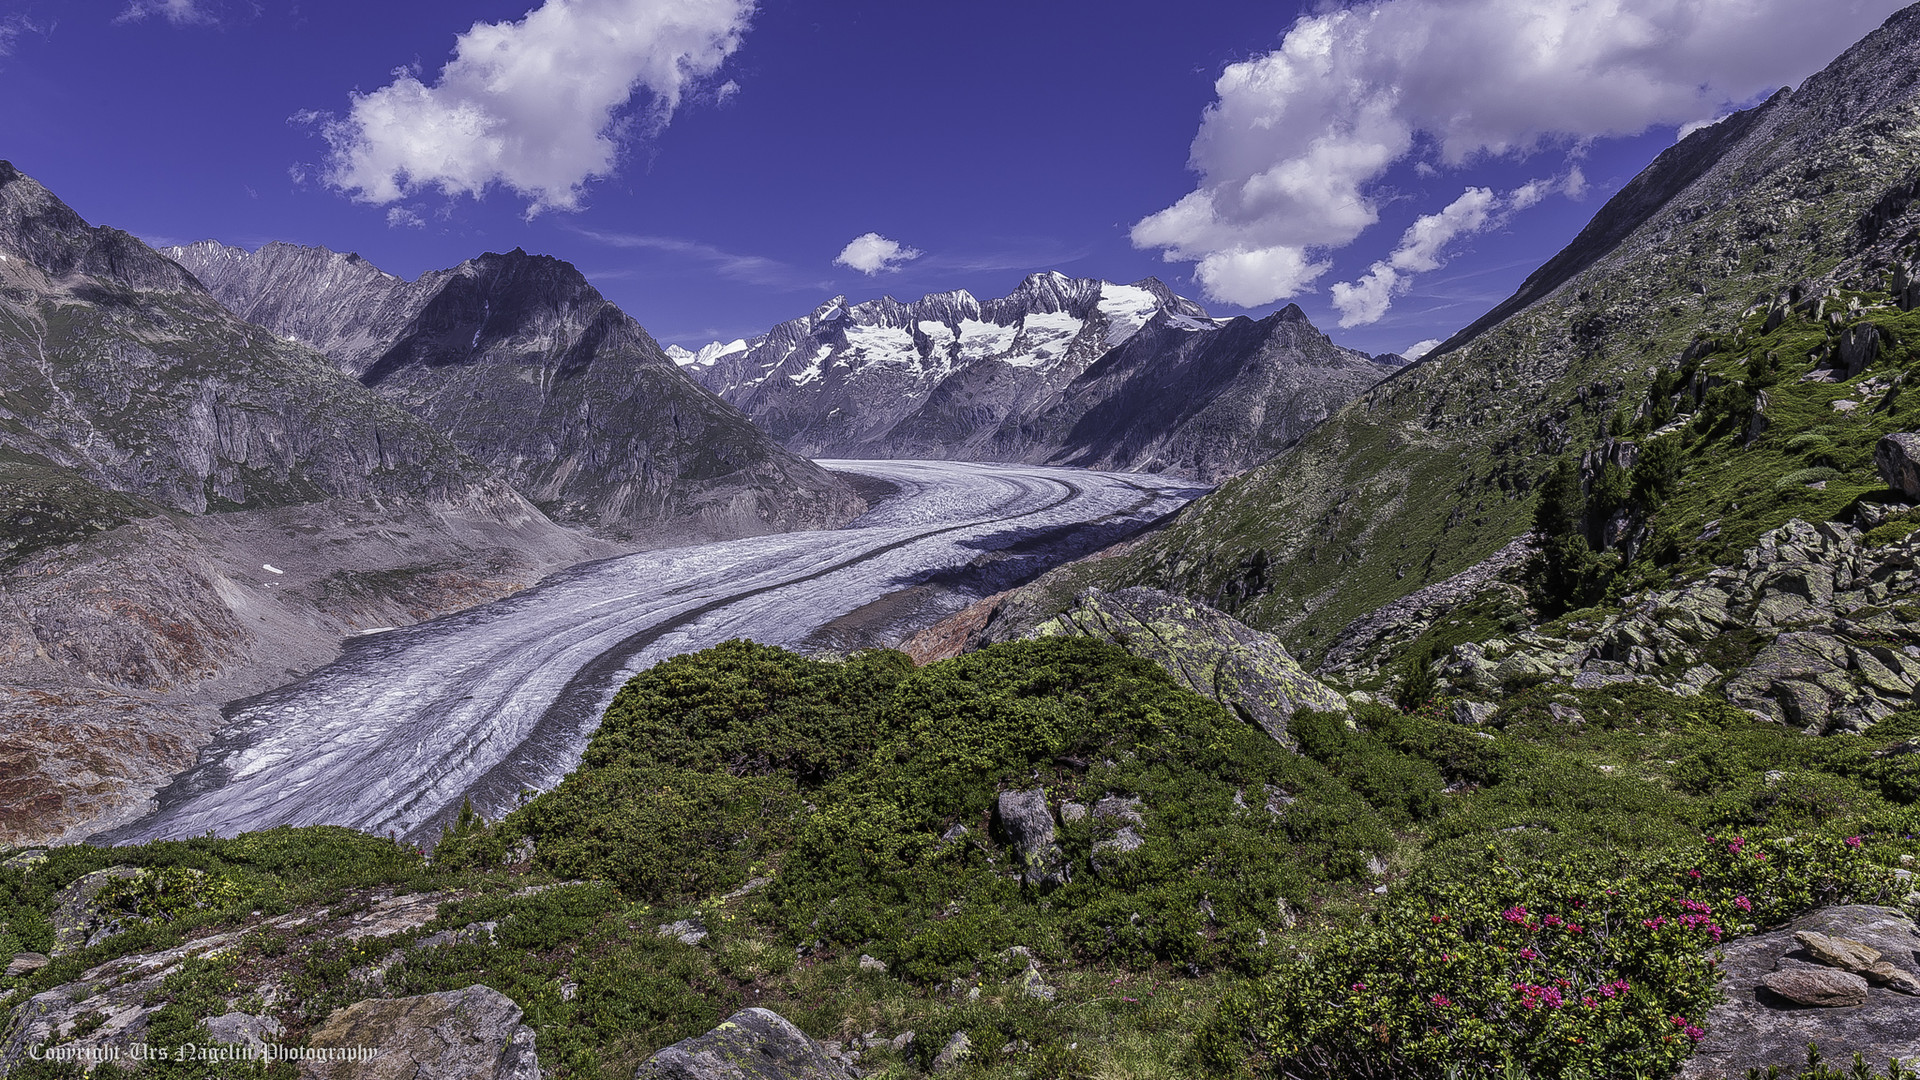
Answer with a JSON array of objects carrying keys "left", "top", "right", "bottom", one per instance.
[{"left": 1197, "top": 833, "right": 1900, "bottom": 1079}]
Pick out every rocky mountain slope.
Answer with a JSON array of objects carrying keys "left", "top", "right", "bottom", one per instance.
[
  {"left": 0, "top": 164, "right": 615, "bottom": 846},
  {"left": 991, "top": 2, "right": 1920, "bottom": 674},
  {"left": 166, "top": 240, "right": 864, "bottom": 543},
  {"left": 671, "top": 274, "right": 1401, "bottom": 482}
]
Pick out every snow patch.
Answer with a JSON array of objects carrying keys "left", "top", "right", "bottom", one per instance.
[
  {"left": 1010, "top": 310, "right": 1085, "bottom": 367},
  {"left": 667, "top": 339, "right": 750, "bottom": 370},
  {"left": 844, "top": 324, "right": 922, "bottom": 372},
  {"left": 956, "top": 319, "right": 1017, "bottom": 362},
  {"left": 789, "top": 344, "right": 835, "bottom": 386},
  {"left": 1097, "top": 283, "right": 1160, "bottom": 348}
]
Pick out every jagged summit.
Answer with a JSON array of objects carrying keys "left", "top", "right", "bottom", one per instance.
[
  {"left": 167, "top": 240, "right": 864, "bottom": 542},
  {"left": 676, "top": 271, "right": 1394, "bottom": 481}
]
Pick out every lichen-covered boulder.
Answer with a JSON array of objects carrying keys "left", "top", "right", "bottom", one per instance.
[
  {"left": 995, "top": 789, "right": 1068, "bottom": 888},
  {"left": 48, "top": 865, "right": 145, "bottom": 955},
  {"left": 1680, "top": 906, "right": 1920, "bottom": 1078},
  {"left": 300, "top": 985, "right": 539, "bottom": 1080},
  {"left": 1029, "top": 587, "right": 1346, "bottom": 744},
  {"left": 634, "top": 1007, "right": 853, "bottom": 1080},
  {"left": 1876, "top": 433, "right": 1920, "bottom": 500}
]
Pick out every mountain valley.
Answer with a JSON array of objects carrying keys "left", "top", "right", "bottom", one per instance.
[{"left": 9, "top": 5, "right": 1920, "bottom": 1078}]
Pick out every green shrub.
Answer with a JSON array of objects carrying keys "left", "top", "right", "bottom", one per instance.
[
  {"left": 1197, "top": 835, "right": 1897, "bottom": 1080},
  {"left": 1775, "top": 467, "right": 1842, "bottom": 490}
]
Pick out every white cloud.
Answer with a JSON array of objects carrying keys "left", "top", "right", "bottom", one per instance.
[
  {"left": 320, "top": 0, "right": 754, "bottom": 214},
  {"left": 1403, "top": 339, "right": 1443, "bottom": 361},
  {"left": 0, "top": 12, "right": 48, "bottom": 55},
  {"left": 1676, "top": 113, "right": 1734, "bottom": 141},
  {"left": 1136, "top": 0, "right": 1908, "bottom": 308},
  {"left": 115, "top": 0, "right": 217, "bottom": 25},
  {"left": 834, "top": 233, "right": 922, "bottom": 276},
  {"left": 385, "top": 207, "right": 425, "bottom": 229},
  {"left": 1332, "top": 175, "right": 1581, "bottom": 326}
]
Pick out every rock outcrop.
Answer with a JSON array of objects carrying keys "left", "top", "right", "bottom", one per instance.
[
  {"left": 301, "top": 986, "right": 540, "bottom": 1080},
  {"left": 1026, "top": 587, "right": 1347, "bottom": 743},
  {"left": 0, "top": 890, "right": 453, "bottom": 1077},
  {"left": 1421, "top": 519, "right": 1920, "bottom": 732},
  {"left": 633, "top": 1007, "right": 854, "bottom": 1080},
  {"left": 1682, "top": 905, "right": 1920, "bottom": 1078}
]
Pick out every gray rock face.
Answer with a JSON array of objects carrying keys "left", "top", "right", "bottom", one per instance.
[
  {"left": 166, "top": 241, "right": 864, "bottom": 545},
  {"left": 302, "top": 985, "right": 539, "bottom": 1080},
  {"left": 1408, "top": 519, "right": 1920, "bottom": 733},
  {"left": 995, "top": 788, "right": 1068, "bottom": 888},
  {"left": 634, "top": 1007, "right": 853, "bottom": 1080},
  {"left": 1026, "top": 586, "right": 1347, "bottom": 745},
  {"left": 1875, "top": 433, "right": 1920, "bottom": 499},
  {"left": 677, "top": 275, "right": 1399, "bottom": 482},
  {"left": 1682, "top": 906, "right": 1920, "bottom": 1078}
]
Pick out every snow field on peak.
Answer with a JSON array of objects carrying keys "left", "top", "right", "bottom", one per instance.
[{"left": 1096, "top": 283, "right": 1162, "bottom": 348}]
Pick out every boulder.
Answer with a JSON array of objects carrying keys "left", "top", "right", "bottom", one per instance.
[
  {"left": 48, "top": 865, "right": 145, "bottom": 955},
  {"left": 301, "top": 985, "right": 540, "bottom": 1080},
  {"left": 1452, "top": 700, "right": 1498, "bottom": 726},
  {"left": 657, "top": 918, "right": 708, "bottom": 946},
  {"left": 1759, "top": 967, "right": 1870, "bottom": 1007},
  {"left": 994, "top": 789, "right": 1067, "bottom": 888},
  {"left": 1877, "top": 434, "right": 1920, "bottom": 501},
  {"left": 930, "top": 1032, "right": 971, "bottom": 1073},
  {"left": 1838, "top": 324, "right": 1881, "bottom": 379},
  {"left": 1681, "top": 906, "right": 1920, "bottom": 1078},
  {"left": 1029, "top": 587, "right": 1346, "bottom": 744},
  {"left": 1793, "top": 929, "right": 1879, "bottom": 974},
  {"left": 4, "top": 953, "right": 47, "bottom": 977},
  {"left": 634, "top": 1007, "right": 853, "bottom": 1080}
]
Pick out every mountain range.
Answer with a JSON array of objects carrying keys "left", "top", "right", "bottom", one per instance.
[{"left": 671, "top": 273, "right": 1402, "bottom": 482}]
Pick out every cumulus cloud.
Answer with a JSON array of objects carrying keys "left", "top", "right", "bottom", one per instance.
[
  {"left": 1136, "top": 0, "right": 1907, "bottom": 308},
  {"left": 1403, "top": 339, "right": 1443, "bottom": 361},
  {"left": 320, "top": 0, "right": 754, "bottom": 213},
  {"left": 834, "top": 233, "right": 922, "bottom": 276},
  {"left": 1332, "top": 174, "right": 1580, "bottom": 326}
]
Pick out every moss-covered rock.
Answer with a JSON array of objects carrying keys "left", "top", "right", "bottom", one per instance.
[
  {"left": 633, "top": 1007, "right": 852, "bottom": 1080},
  {"left": 1028, "top": 586, "right": 1346, "bottom": 744}
]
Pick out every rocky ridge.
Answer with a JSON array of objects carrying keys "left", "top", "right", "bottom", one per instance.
[
  {"left": 165, "top": 240, "right": 864, "bottom": 544},
  {"left": 988, "top": 2, "right": 1920, "bottom": 662},
  {"left": 1400, "top": 517, "right": 1920, "bottom": 733},
  {"left": 673, "top": 274, "right": 1400, "bottom": 482}
]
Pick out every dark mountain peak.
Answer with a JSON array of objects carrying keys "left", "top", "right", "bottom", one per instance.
[
  {"left": 1274, "top": 303, "right": 1310, "bottom": 323},
  {"left": 809, "top": 295, "right": 852, "bottom": 325},
  {"left": 0, "top": 162, "right": 197, "bottom": 292}
]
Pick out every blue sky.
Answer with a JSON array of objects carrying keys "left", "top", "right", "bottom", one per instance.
[{"left": 0, "top": 0, "right": 1909, "bottom": 357}]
